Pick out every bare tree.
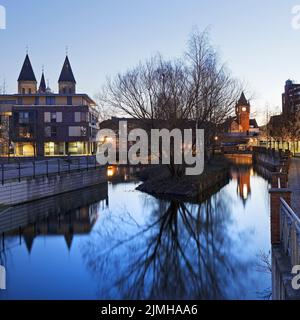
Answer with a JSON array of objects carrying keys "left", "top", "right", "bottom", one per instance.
[{"left": 98, "top": 30, "right": 243, "bottom": 175}]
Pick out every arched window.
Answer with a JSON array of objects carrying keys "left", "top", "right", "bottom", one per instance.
[
  {"left": 63, "top": 88, "right": 66, "bottom": 94},
  {"left": 69, "top": 88, "right": 73, "bottom": 94},
  {"left": 22, "top": 88, "right": 25, "bottom": 94},
  {"left": 28, "top": 88, "right": 32, "bottom": 94}
]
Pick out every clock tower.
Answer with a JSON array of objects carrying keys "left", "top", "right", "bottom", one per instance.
[{"left": 235, "top": 92, "right": 250, "bottom": 133}]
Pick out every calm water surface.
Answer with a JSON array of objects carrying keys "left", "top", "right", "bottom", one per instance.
[{"left": 0, "top": 158, "right": 271, "bottom": 300}]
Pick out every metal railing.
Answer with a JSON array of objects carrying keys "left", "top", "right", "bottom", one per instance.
[
  {"left": 280, "top": 198, "right": 300, "bottom": 266},
  {"left": 0, "top": 156, "right": 100, "bottom": 185}
]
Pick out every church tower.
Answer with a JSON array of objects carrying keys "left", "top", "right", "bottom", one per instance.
[
  {"left": 58, "top": 56, "right": 76, "bottom": 94},
  {"left": 38, "top": 71, "right": 46, "bottom": 93},
  {"left": 235, "top": 92, "right": 250, "bottom": 133},
  {"left": 18, "top": 54, "right": 37, "bottom": 94}
]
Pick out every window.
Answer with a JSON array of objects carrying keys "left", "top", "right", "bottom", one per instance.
[
  {"left": 44, "top": 126, "right": 50, "bottom": 137},
  {"left": 44, "top": 112, "right": 50, "bottom": 123},
  {"left": 68, "top": 126, "right": 87, "bottom": 137},
  {"left": 81, "top": 126, "right": 87, "bottom": 137},
  {"left": 90, "top": 113, "right": 98, "bottom": 126},
  {"left": 91, "top": 127, "right": 98, "bottom": 139},
  {"left": 51, "top": 113, "right": 57, "bottom": 123},
  {"left": 75, "top": 112, "right": 87, "bottom": 123},
  {"left": 44, "top": 142, "right": 65, "bottom": 156},
  {"left": 68, "top": 142, "right": 88, "bottom": 155},
  {"left": 22, "top": 88, "right": 25, "bottom": 94},
  {"left": 44, "top": 112, "right": 62, "bottom": 123},
  {"left": 46, "top": 96, "right": 56, "bottom": 105},
  {"left": 19, "top": 126, "right": 33, "bottom": 138},
  {"left": 67, "top": 96, "right": 72, "bottom": 105},
  {"left": 28, "top": 88, "right": 32, "bottom": 94},
  {"left": 56, "top": 112, "right": 62, "bottom": 122},
  {"left": 19, "top": 112, "right": 30, "bottom": 124},
  {"left": 35, "top": 97, "right": 39, "bottom": 105},
  {"left": 51, "top": 127, "right": 57, "bottom": 138},
  {"left": 45, "top": 126, "right": 57, "bottom": 138}
]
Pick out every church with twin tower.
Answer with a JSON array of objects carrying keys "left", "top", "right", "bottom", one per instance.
[{"left": 0, "top": 54, "right": 99, "bottom": 157}]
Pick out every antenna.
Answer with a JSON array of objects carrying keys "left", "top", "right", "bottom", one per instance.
[
  {"left": 3, "top": 79, "right": 6, "bottom": 94},
  {"left": 65, "top": 45, "right": 69, "bottom": 56}
]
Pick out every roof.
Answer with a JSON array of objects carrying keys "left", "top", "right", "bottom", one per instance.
[
  {"left": 39, "top": 72, "right": 46, "bottom": 93},
  {"left": 237, "top": 92, "right": 250, "bottom": 107},
  {"left": 250, "top": 119, "right": 259, "bottom": 128},
  {"left": 58, "top": 56, "right": 76, "bottom": 83},
  {"left": 18, "top": 54, "right": 37, "bottom": 82},
  {"left": 0, "top": 93, "right": 96, "bottom": 103}
]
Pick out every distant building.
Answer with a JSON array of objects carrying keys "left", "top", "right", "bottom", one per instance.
[
  {"left": 282, "top": 79, "right": 300, "bottom": 114},
  {"left": 224, "top": 92, "right": 259, "bottom": 136},
  {"left": 268, "top": 79, "right": 300, "bottom": 139},
  {"left": 0, "top": 54, "right": 99, "bottom": 157}
]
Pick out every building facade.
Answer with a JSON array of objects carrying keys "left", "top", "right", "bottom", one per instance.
[
  {"left": 282, "top": 79, "right": 300, "bottom": 114},
  {"left": 0, "top": 54, "right": 99, "bottom": 157},
  {"left": 226, "top": 92, "right": 259, "bottom": 135}
]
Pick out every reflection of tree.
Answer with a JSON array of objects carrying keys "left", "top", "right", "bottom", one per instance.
[
  {"left": 256, "top": 251, "right": 272, "bottom": 300},
  {"left": 82, "top": 194, "right": 255, "bottom": 300}
]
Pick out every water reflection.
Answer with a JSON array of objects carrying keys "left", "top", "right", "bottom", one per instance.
[
  {"left": 107, "top": 165, "right": 142, "bottom": 185},
  {"left": 0, "top": 184, "right": 108, "bottom": 262},
  {"left": 83, "top": 194, "right": 256, "bottom": 299}
]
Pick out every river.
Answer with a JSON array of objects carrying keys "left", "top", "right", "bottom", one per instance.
[{"left": 0, "top": 156, "right": 271, "bottom": 300}]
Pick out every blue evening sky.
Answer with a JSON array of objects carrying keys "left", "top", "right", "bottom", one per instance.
[{"left": 0, "top": 0, "right": 300, "bottom": 124}]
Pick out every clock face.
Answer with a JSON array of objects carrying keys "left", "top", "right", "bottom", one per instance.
[{"left": 242, "top": 107, "right": 247, "bottom": 112}]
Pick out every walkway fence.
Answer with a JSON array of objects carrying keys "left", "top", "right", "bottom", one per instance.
[
  {"left": 266, "top": 147, "right": 300, "bottom": 299},
  {"left": 0, "top": 156, "right": 99, "bottom": 185},
  {"left": 280, "top": 198, "right": 300, "bottom": 267},
  {"left": 259, "top": 140, "right": 300, "bottom": 156}
]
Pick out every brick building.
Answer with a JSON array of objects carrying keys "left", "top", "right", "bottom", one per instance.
[{"left": 0, "top": 54, "right": 99, "bottom": 157}]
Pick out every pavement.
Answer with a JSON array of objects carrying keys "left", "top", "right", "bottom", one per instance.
[{"left": 289, "top": 157, "right": 300, "bottom": 215}]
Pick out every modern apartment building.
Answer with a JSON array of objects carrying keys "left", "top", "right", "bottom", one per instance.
[
  {"left": 282, "top": 79, "right": 300, "bottom": 114},
  {"left": 0, "top": 54, "right": 99, "bottom": 157}
]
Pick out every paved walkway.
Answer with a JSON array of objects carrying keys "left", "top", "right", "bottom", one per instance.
[{"left": 289, "top": 157, "right": 300, "bottom": 215}]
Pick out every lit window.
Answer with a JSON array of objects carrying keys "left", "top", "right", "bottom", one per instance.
[{"left": 19, "top": 112, "right": 30, "bottom": 124}]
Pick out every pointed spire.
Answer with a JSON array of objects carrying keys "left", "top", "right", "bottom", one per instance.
[
  {"left": 58, "top": 56, "right": 76, "bottom": 83},
  {"left": 18, "top": 54, "right": 37, "bottom": 82},
  {"left": 64, "top": 232, "right": 74, "bottom": 251},
  {"left": 23, "top": 233, "right": 35, "bottom": 254},
  {"left": 39, "top": 72, "right": 46, "bottom": 93},
  {"left": 237, "top": 92, "right": 250, "bottom": 106}
]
